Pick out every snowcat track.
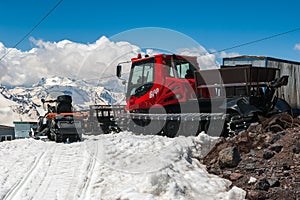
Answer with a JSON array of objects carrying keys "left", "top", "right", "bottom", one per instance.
[
  {"left": 115, "top": 112, "right": 227, "bottom": 122},
  {"left": 89, "top": 105, "right": 257, "bottom": 137},
  {"left": 114, "top": 112, "right": 229, "bottom": 137}
]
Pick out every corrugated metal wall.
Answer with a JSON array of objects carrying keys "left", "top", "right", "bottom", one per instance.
[
  {"left": 223, "top": 59, "right": 265, "bottom": 67},
  {"left": 267, "top": 60, "right": 300, "bottom": 108}
]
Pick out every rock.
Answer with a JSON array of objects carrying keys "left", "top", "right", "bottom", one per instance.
[
  {"left": 269, "top": 144, "right": 283, "bottom": 153},
  {"left": 283, "top": 170, "right": 290, "bottom": 177},
  {"left": 255, "top": 178, "right": 270, "bottom": 191},
  {"left": 269, "top": 124, "right": 284, "bottom": 132},
  {"left": 270, "top": 134, "right": 281, "bottom": 144},
  {"left": 218, "top": 146, "right": 241, "bottom": 168},
  {"left": 293, "top": 142, "right": 300, "bottom": 154},
  {"left": 279, "top": 131, "right": 286, "bottom": 135},
  {"left": 248, "top": 131, "right": 257, "bottom": 138},
  {"left": 247, "top": 190, "right": 266, "bottom": 200},
  {"left": 245, "top": 163, "right": 256, "bottom": 170},
  {"left": 247, "top": 123, "right": 259, "bottom": 132},
  {"left": 283, "top": 163, "right": 291, "bottom": 170},
  {"left": 293, "top": 147, "right": 300, "bottom": 154},
  {"left": 256, "top": 168, "right": 264, "bottom": 176},
  {"left": 229, "top": 172, "right": 243, "bottom": 181},
  {"left": 249, "top": 149, "right": 257, "bottom": 157},
  {"left": 263, "top": 150, "right": 275, "bottom": 160},
  {"left": 268, "top": 177, "right": 280, "bottom": 187},
  {"left": 222, "top": 171, "right": 232, "bottom": 179},
  {"left": 238, "top": 131, "right": 249, "bottom": 142},
  {"left": 248, "top": 176, "right": 257, "bottom": 184},
  {"left": 209, "top": 158, "right": 217, "bottom": 165}
]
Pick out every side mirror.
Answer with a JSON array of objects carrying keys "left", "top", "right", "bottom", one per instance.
[{"left": 116, "top": 65, "right": 122, "bottom": 78}]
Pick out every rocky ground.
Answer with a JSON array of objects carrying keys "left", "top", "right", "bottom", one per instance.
[{"left": 202, "top": 113, "right": 300, "bottom": 200}]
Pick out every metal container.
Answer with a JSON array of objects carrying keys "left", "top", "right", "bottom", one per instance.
[
  {"left": 13, "top": 122, "right": 37, "bottom": 138},
  {"left": 223, "top": 56, "right": 300, "bottom": 108}
]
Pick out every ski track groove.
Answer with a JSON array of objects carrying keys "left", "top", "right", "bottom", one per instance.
[
  {"left": 38, "top": 142, "right": 84, "bottom": 200},
  {"left": 3, "top": 145, "right": 52, "bottom": 200},
  {"left": 78, "top": 141, "right": 99, "bottom": 200},
  {"left": 2, "top": 141, "right": 91, "bottom": 200},
  {"left": 30, "top": 144, "right": 62, "bottom": 200},
  {"left": 63, "top": 143, "right": 86, "bottom": 200}
]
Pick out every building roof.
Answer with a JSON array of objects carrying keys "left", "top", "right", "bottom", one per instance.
[
  {"left": 223, "top": 55, "right": 300, "bottom": 66},
  {"left": 0, "top": 125, "right": 14, "bottom": 130}
]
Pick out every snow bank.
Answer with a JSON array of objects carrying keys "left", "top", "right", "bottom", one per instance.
[
  {"left": 0, "top": 132, "right": 246, "bottom": 200},
  {"left": 84, "top": 132, "right": 246, "bottom": 199}
]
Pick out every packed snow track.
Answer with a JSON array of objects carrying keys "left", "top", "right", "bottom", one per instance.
[{"left": 0, "top": 132, "right": 246, "bottom": 200}]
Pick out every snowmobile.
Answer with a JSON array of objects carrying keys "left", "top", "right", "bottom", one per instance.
[{"left": 34, "top": 95, "right": 83, "bottom": 142}]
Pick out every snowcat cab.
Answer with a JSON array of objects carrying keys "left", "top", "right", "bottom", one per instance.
[{"left": 35, "top": 95, "right": 82, "bottom": 142}]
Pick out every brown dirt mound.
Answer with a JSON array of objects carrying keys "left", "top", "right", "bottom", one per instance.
[{"left": 202, "top": 113, "right": 300, "bottom": 200}]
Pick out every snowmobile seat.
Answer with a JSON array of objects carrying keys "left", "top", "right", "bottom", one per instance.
[{"left": 56, "top": 95, "right": 73, "bottom": 114}]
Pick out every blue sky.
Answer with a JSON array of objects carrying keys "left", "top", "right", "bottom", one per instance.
[{"left": 1, "top": 0, "right": 300, "bottom": 61}]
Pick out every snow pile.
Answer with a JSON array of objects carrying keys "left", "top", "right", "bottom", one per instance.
[{"left": 0, "top": 132, "right": 246, "bottom": 200}]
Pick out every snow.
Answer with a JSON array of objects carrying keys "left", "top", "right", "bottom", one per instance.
[
  {"left": 0, "top": 132, "right": 246, "bottom": 200},
  {"left": 0, "top": 92, "right": 19, "bottom": 126}
]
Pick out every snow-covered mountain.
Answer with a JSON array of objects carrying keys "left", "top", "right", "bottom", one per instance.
[{"left": 0, "top": 76, "right": 125, "bottom": 126}]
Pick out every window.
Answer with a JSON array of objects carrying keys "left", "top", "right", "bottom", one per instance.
[
  {"left": 127, "top": 60, "right": 155, "bottom": 98},
  {"left": 130, "top": 63, "right": 154, "bottom": 85},
  {"left": 166, "top": 59, "right": 196, "bottom": 79},
  {"left": 0, "top": 135, "right": 12, "bottom": 142},
  {"left": 176, "top": 63, "right": 191, "bottom": 78}
]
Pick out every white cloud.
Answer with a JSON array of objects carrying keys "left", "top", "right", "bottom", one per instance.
[
  {"left": 294, "top": 43, "right": 300, "bottom": 51},
  {"left": 0, "top": 37, "right": 140, "bottom": 87},
  {"left": 218, "top": 51, "right": 240, "bottom": 59},
  {"left": 177, "top": 47, "right": 219, "bottom": 69},
  {"left": 0, "top": 37, "right": 220, "bottom": 86}
]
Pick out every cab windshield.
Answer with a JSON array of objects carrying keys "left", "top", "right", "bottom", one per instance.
[{"left": 127, "top": 59, "right": 154, "bottom": 98}]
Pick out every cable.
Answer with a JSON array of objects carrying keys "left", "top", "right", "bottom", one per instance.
[
  {"left": 0, "top": 0, "right": 64, "bottom": 61},
  {"left": 209, "top": 27, "right": 300, "bottom": 55}
]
